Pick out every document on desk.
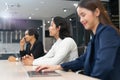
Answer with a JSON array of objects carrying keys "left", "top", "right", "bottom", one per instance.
[{"left": 27, "top": 71, "right": 61, "bottom": 77}]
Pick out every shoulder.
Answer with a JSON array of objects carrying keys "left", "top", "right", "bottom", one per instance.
[
  {"left": 103, "top": 25, "right": 117, "bottom": 33},
  {"left": 100, "top": 26, "right": 119, "bottom": 37},
  {"left": 35, "top": 40, "right": 43, "bottom": 45},
  {"left": 61, "top": 37, "right": 77, "bottom": 45},
  {"left": 58, "top": 37, "right": 77, "bottom": 49},
  {"left": 97, "top": 25, "right": 120, "bottom": 44},
  {"left": 62, "top": 37, "right": 75, "bottom": 42},
  {"left": 96, "top": 24, "right": 119, "bottom": 38}
]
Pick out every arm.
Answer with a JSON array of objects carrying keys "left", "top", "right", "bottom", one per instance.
[
  {"left": 19, "top": 37, "right": 26, "bottom": 57},
  {"left": 61, "top": 53, "right": 86, "bottom": 72},
  {"left": 33, "top": 38, "right": 77, "bottom": 65},
  {"left": 35, "top": 52, "right": 87, "bottom": 72},
  {"left": 32, "top": 42, "right": 55, "bottom": 65},
  {"left": 90, "top": 27, "right": 120, "bottom": 79}
]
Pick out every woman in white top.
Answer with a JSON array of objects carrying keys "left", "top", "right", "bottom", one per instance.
[{"left": 22, "top": 16, "right": 78, "bottom": 65}]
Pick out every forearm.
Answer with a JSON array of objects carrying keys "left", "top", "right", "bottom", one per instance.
[
  {"left": 61, "top": 56, "right": 85, "bottom": 72},
  {"left": 33, "top": 57, "right": 61, "bottom": 65},
  {"left": 20, "top": 46, "right": 24, "bottom": 51},
  {"left": 56, "top": 65, "right": 63, "bottom": 70}
]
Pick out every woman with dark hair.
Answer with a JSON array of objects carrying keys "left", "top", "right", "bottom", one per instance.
[
  {"left": 22, "top": 16, "right": 78, "bottom": 66},
  {"left": 8, "top": 28, "right": 45, "bottom": 61},
  {"left": 35, "top": 0, "right": 120, "bottom": 80}
]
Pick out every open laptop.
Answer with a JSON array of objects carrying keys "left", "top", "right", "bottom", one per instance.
[{"left": 27, "top": 71, "right": 61, "bottom": 77}]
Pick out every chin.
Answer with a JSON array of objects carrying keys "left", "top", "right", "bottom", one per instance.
[
  {"left": 84, "top": 27, "right": 89, "bottom": 30},
  {"left": 84, "top": 26, "right": 90, "bottom": 30}
]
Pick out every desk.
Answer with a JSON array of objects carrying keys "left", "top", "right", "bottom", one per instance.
[{"left": 0, "top": 60, "right": 99, "bottom": 80}]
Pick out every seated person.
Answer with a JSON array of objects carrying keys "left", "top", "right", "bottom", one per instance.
[
  {"left": 8, "top": 28, "right": 45, "bottom": 62},
  {"left": 35, "top": 0, "right": 120, "bottom": 80},
  {"left": 22, "top": 16, "right": 78, "bottom": 65}
]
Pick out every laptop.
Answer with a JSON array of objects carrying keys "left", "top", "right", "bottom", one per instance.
[{"left": 27, "top": 71, "right": 61, "bottom": 77}]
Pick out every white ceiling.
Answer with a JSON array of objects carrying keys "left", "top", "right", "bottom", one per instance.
[{"left": 0, "top": 0, "right": 79, "bottom": 21}]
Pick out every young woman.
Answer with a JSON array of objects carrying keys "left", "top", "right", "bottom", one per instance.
[
  {"left": 8, "top": 28, "right": 45, "bottom": 61},
  {"left": 22, "top": 16, "right": 78, "bottom": 65},
  {"left": 35, "top": 0, "right": 120, "bottom": 80}
]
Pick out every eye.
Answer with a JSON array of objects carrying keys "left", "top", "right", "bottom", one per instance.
[
  {"left": 81, "top": 13, "right": 86, "bottom": 17},
  {"left": 25, "top": 33, "right": 29, "bottom": 36}
]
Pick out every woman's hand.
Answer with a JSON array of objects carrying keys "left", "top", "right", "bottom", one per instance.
[
  {"left": 22, "top": 54, "right": 34, "bottom": 66},
  {"left": 35, "top": 65, "right": 63, "bottom": 72},
  {"left": 20, "top": 37, "right": 26, "bottom": 51},
  {"left": 8, "top": 56, "right": 16, "bottom": 62}
]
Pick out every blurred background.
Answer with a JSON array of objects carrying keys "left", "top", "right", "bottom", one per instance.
[{"left": 0, "top": 0, "right": 119, "bottom": 59}]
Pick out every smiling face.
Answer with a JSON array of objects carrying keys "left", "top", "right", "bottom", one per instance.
[
  {"left": 48, "top": 20, "right": 60, "bottom": 39},
  {"left": 77, "top": 7, "right": 100, "bottom": 33}
]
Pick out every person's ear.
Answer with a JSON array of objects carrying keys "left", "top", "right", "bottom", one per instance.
[
  {"left": 95, "top": 8, "right": 100, "bottom": 17},
  {"left": 57, "top": 26, "right": 61, "bottom": 31}
]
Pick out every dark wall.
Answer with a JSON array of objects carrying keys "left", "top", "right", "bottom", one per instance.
[{"left": 109, "top": 0, "right": 119, "bottom": 29}]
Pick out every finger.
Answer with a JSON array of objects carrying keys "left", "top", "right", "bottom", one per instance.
[
  {"left": 35, "top": 66, "right": 44, "bottom": 72},
  {"left": 41, "top": 69, "right": 52, "bottom": 72},
  {"left": 22, "top": 56, "right": 25, "bottom": 59},
  {"left": 22, "top": 59, "right": 28, "bottom": 65},
  {"left": 35, "top": 66, "right": 47, "bottom": 72},
  {"left": 30, "top": 53, "right": 33, "bottom": 57},
  {"left": 30, "top": 53, "right": 33, "bottom": 56},
  {"left": 35, "top": 66, "right": 40, "bottom": 72},
  {"left": 26, "top": 54, "right": 33, "bottom": 59},
  {"left": 26, "top": 54, "right": 29, "bottom": 57}
]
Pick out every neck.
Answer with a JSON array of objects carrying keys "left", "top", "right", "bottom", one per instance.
[
  {"left": 55, "top": 36, "right": 60, "bottom": 40},
  {"left": 92, "top": 21, "right": 100, "bottom": 35},
  {"left": 54, "top": 33, "right": 60, "bottom": 40},
  {"left": 30, "top": 38, "right": 36, "bottom": 45}
]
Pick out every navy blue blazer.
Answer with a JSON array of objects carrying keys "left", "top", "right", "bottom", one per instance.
[{"left": 61, "top": 23, "right": 120, "bottom": 80}]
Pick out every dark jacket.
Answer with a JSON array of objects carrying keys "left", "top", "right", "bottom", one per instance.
[
  {"left": 20, "top": 40, "right": 45, "bottom": 59},
  {"left": 61, "top": 23, "right": 120, "bottom": 80}
]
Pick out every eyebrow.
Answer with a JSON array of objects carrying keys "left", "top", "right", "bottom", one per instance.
[{"left": 79, "top": 12, "right": 84, "bottom": 15}]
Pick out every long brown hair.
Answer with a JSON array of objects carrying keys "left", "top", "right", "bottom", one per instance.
[{"left": 78, "top": 0, "right": 119, "bottom": 31}]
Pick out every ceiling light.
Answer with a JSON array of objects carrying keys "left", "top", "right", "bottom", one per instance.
[
  {"left": 47, "top": 21, "right": 50, "bottom": 23},
  {"left": 69, "top": 18, "right": 72, "bottom": 21},
  {"left": 63, "top": 8, "right": 67, "bottom": 12},
  {"left": 29, "top": 17, "right": 31, "bottom": 19},
  {"left": 73, "top": 3, "right": 78, "bottom": 8}
]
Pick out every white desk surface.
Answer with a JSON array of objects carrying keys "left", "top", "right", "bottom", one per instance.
[{"left": 0, "top": 60, "right": 99, "bottom": 80}]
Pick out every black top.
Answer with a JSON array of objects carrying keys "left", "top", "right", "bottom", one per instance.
[{"left": 20, "top": 40, "right": 45, "bottom": 59}]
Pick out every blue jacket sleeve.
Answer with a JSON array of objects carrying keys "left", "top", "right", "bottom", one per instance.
[
  {"left": 61, "top": 52, "right": 86, "bottom": 72},
  {"left": 90, "top": 27, "right": 120, "bottom": 79}
]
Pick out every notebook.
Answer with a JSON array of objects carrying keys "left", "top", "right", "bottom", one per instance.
[{"left": 27, "top": 71, "right": 61, "bottom": 77}]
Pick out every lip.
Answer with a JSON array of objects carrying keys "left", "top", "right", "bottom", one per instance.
[{"left": 82, "top": 22, "right": 87, "bottom": 26}]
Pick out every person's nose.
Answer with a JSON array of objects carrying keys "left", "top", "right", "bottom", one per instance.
[
  {"left": 48, "top": 26, "right": 51, "bottom": 31},
  {"left": 80, "top": 17, "right": 83, "bottom": 23}
]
